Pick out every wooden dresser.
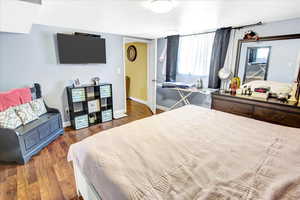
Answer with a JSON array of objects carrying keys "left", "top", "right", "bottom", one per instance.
[{"left": 212, "top": 92, "right": 300, "bottom": 128}]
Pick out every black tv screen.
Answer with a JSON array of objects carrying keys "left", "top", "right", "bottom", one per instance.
[{"left": 57, "top": 33, "right": 106, "bottom": 64}]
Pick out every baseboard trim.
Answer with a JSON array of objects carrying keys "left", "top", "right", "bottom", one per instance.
[
  {"left": 114, "top": 109, "right": 127, "bottom": 119},
  {"left": 156, "top": 105, "right": 170, "bottom": 111},
  {"left": 129, "top": 97, "right": 147, "bottom": 105}
]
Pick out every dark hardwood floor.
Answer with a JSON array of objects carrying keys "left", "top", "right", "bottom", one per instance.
[{"left": 0, "top": 100, "right": 163, "bottom": 200}]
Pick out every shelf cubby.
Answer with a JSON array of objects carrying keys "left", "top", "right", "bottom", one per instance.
[{"left": 67, "top": 83, "right": 114, "bottom": 130}]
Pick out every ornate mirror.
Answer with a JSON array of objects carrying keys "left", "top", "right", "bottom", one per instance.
[{"left": 235, "top": 34, "right": 300, "bottom": 85}]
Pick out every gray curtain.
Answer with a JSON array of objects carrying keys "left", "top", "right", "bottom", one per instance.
[
  {"left": 208, "top": 27, "right": 232, "bottom": 88},
  {"left": 166, "top": 35, "right": 180, "bottom": 82}
]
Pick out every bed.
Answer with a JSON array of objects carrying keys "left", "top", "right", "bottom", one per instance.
[{"left": 68, "top": 105, "right": 300, "bottom": 200}]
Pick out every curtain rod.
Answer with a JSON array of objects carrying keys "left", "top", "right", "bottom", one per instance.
[{"left": 167, "top": 21, "right": 263, "bottom": 38}]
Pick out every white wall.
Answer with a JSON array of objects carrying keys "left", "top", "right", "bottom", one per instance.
[
  {"left": 0, "top": 24, "right": 125, "bottom": 122},
  {"left": 0, "top": 0, "right": 40, "bottom": 33}
]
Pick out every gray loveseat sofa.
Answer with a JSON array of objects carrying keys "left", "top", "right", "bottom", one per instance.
[{"left": 0, "top": 84, "right": 64, "bottom": 164}]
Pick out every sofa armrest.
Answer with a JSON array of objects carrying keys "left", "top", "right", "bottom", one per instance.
[
  {"left": 0, "top": 128, "right": 23, "bottom": 163},
  {"left": 44, "top": 104, "right": 64, "bottom": 129},
  {"left": 46, "top": 106, "right": 60, "bottom": 113},
  {"left": 44, "top": 102, "right": 60, "bottom": 113}
]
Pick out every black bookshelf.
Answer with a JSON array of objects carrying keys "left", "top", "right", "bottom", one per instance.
[{"left": 66, "top": 83, "right": 113, "bottom": 130}]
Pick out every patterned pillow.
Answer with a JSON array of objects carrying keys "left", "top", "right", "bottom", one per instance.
[
  {"left": 0, "top": 108, "right": 22, "bottom": 129},
  {"left": 14, "top": 103, "right": 38, "bottom": 125},
  {"left": 30, "top": 98, "right": 47, "bottom": 116}
]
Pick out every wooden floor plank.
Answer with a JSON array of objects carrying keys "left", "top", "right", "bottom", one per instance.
[
  {"left": 3, "top": 175, "right": 17, "bottom": 200},
  {"left": 0, "top": 165, "right": 7, "bottom": 183},
  {"left": 24, "top": 160, "right": 38, "bottom": 185},
  {"left": 27, "top": 182, "right": 41, "bottom": 200},
  {"left": 16, "top": 165, "right": 28, "bottom": 200},
  {"left": 0, "top": 100, "right": 163, "bottom": 200}
]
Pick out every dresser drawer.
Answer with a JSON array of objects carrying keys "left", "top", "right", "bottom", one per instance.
[
  {"left": 212, "top": 98, "right": 254, "bottom": 117},
  {"left": 212, "top": 93, "right": 300, "bottom": 128},
  {"left": 253, "top": 107, "right": 300, "bottom": 127}
]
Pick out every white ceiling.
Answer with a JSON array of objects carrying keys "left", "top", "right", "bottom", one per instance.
[{"left": 34, "top": 0, "right": 300, "bottom": 38}]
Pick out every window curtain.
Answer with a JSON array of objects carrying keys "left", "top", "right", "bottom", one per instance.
[
  {"left": 160, "top": 39, "right": 167, "bottom": 76},
  {"left": 221, "top": 29, "right": 237, "bottom": 89},
  {"left": 166, "top": 35, "right": 180, "bottom": 82},
  {"left": 177, "top": 33, "right": 215, "bottom": 76},
  {"left": 223, "top": 29, "right": 237, "bottom": 74},
  {"left": 208, "top": 27, "right": 232, "bottom": 88}
]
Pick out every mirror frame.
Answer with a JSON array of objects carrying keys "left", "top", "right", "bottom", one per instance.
[{"left": 234, "top": 33, "right": 300, "bottom": 77}]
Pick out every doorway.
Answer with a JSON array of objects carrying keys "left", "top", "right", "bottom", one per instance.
[
  {"left": 125, "top": 42, "right": 148, "bottom": 105},
  {"left": 123, "top": 38, "right": 157, "bottom": 114}
]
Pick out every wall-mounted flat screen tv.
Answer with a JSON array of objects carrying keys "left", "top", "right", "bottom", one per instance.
[{"left": 57, "top": 33, "right": 106, "bottom": 64}]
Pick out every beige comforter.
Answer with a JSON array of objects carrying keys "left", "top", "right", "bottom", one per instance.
[{"left": 68, "top": 105, "right": 300, "bottom": 200}]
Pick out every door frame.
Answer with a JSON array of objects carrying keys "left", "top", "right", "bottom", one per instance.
[{"left": 122, "top": 37, "right": 156, "bottom": 113}]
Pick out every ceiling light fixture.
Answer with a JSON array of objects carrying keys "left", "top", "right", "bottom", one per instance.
[{"left": 146, "top": 0, "right": 175, "bottom": 14}]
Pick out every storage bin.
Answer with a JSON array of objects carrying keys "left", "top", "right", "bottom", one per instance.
[
  {"left": 100, "top": 85, "right": 111, "bottom": 98},
  {"left": 72, "top": 88, "right": 86, "bottom": 102},
  {"left": 88, "top": 100, "right": 100, "bottom": 113},
  {"left": 101, "top": 109, "right": 113, "bottom": 122},
  {"left": 74, "top": 115, "right": 89, "bottom": 129}
]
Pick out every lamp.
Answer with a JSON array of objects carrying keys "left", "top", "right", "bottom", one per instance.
[{"left": 218, "top": 67, "right": 232, "bottom": 93}]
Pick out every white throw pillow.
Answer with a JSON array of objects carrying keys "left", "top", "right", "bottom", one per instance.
[
  {"left": 0, "top": 107, "right": 22, "bottom": 129},
  {"left": 30, "top": 98, "right": 47, "bottom": 116},
  {"left": 14, "top": 103, "right": 39, "bottom": 125}
]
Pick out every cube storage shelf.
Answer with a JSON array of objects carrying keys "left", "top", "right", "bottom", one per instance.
[{"left": 67, "top": 83, "right": 114, "bottom": 130}]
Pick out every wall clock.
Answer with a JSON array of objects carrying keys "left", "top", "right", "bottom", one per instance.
[{"left": 127, "top": 45, "right": 137, "bottom": 62}]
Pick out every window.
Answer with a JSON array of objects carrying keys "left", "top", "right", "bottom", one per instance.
[{"left": 177, "top": 33, "right": 215, "bottom": 76}]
